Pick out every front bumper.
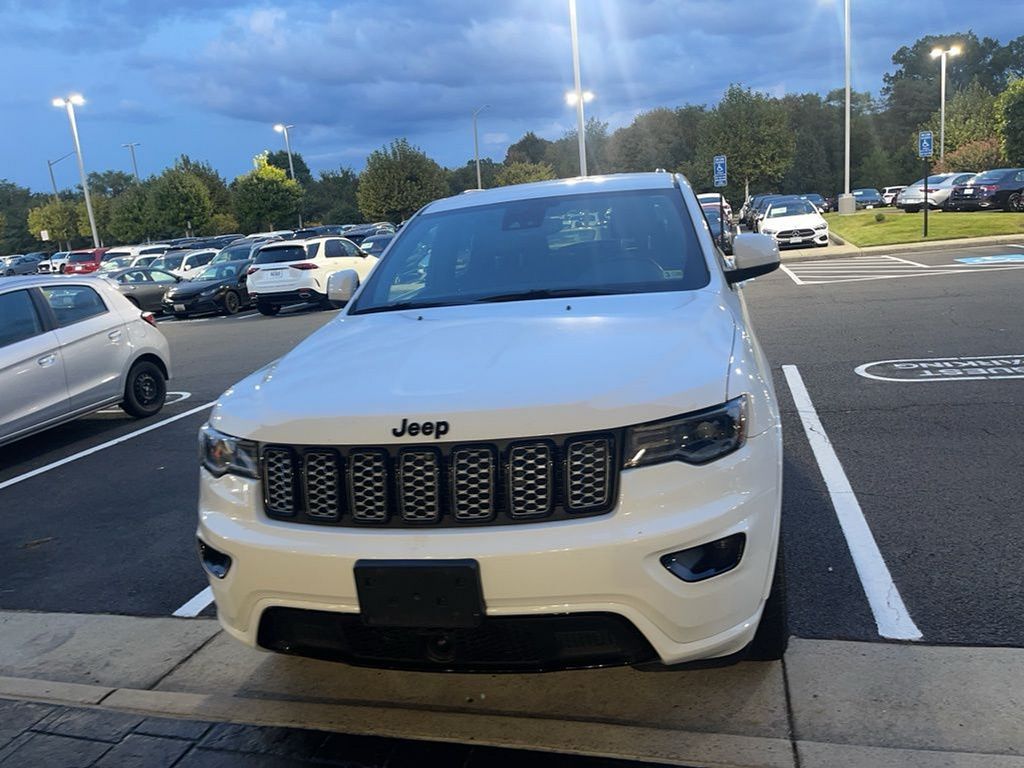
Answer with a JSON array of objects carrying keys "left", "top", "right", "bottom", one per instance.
[
  {"left": 764, "top": 231, "right": 829, "bottom": 248},
  {"left": 163, "top": 294, "right": 224, "bottom": 316},
  {"left": 196, "top": 426, "right": 783, "bottom": 669}
]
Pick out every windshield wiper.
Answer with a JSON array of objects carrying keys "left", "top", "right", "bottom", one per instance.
[
  {"left": 472, "top": 288, "right": 626, "bottom": 304},
  {"left": 349, "top": 299, "right": 459, "bottom": 315}
]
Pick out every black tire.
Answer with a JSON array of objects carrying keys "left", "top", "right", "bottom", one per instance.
[
  {"left": 173, "top": 313, "right": 188, "bottom": 320},
  {"left": 120, "top": 360, "right": 166, "bottom": 419},
  {"left": 1006, "top": 192, "right": 1023, "bottom": 213},
  {"left": 222, "top": 290, "right": 241, "bottom": 315},
  {"left": 257, "top": 301, "right": 280, "bottom": 316},
  {"left": 746, "top": 542, "right": 789, "bottom": 661}
]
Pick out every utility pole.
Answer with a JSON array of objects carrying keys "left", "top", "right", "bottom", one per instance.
[
  {"left": 472, "top": 105, "right": 489, "bottom": 190},
  {"left": 122, "top": 142, "right": 141, "bottom": 182}
]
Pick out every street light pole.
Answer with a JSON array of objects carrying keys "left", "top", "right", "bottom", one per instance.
[
  {"left": 273, "top": 123, "right": 301, "bottom": 227},
  {"left": 472, "top": 105, "right": 489, "bottom": 190},
  {"left": 931, "top": 45, "right": 961, "bottom": 161},
  {"left": 837, "top": 0, "right": 855, "bottom": 215},
  {"left": 46, "top": 151, "right": 76, "bottom": 203},
  {"left": 568, "top": 0, "right": 587, "bottom": 177},
  {"left": 122, "top": 142, "right": 141, "bottom": 182},
  {"left": 53, "top": 94, "right": 99, "bottom": 247}
]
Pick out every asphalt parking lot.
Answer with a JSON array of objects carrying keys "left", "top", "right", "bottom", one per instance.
[{"left": 2, "top": 241, "right": 1023, "bottom": 765}]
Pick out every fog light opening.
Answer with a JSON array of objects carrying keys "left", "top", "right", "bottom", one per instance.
[
  {"left": 198, "top": 540, "right": 232, "bottom": 579},
  {"left": 661, "top": 533, "right": 746, "bottom": 582}
]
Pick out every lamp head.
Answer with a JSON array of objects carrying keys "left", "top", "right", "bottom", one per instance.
[
  {"left": 273, "top": 123, "right": 285, "bottom": 133},
  {"left": 930, "top": 48, "right": 943, "bottom": 59},
  {"left": 949, "top": 45, "right": 962, "bottom": 57}
]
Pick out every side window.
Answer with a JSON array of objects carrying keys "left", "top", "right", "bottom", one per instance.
[
  {"left": 305, "top": 242, "right": 320, "bottom": 258},
  {"left": 324, "top": 239, "right": 345, "bottom": 258},
  {"left": 41, "top": 285, "right": 108, "bottom": 327},
  {"left": 149, "top": 270, "right": 177, "bottom": 284},
  {"left": 1015, "top": 171, "right": 1024, "bottom": 182},
  {"left": 341, "top": 239, "right": 360, "bottom": 256},
  {"left": 0, "top": 290, "right": 44, "bottom": 348}
]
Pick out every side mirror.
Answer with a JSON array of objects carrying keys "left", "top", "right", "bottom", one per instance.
[
  {"left": 725, "top": 234, "right": 780, "bottom": 285},
  {"left": 327, "top": 269, "right": 360, "bottom": 305},
  {"left": 183, "top": 264, "right": 191, "bottom": 271}
]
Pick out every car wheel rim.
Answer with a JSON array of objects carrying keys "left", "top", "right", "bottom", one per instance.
[
  {"left": 134, "top": 372, "right": 160, "bottom": 406},
  {"left": 226, "top": 294, "right": 238, "bottom": 311}
]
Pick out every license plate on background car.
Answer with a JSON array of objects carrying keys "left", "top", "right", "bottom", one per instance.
[
  {"left": 964, "top": 188, "right": 975, "bottom": 195},
  {"left": 174, "top": 304, "right": 185, "bottom": 312},
  {"left": 789, "top": 238, "right": 803, "bottom": 244},
  {"left": 355, "top": 559, "right": 485, "bottom": 628},
  {"left": 269, "top": 270, "right": 284, "bottom": 278}
]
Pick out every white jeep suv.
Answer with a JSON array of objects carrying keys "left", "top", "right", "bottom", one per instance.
[
  {"left": 246, "top": 237, "right": 378, "bottom": 315},
  {"left": 197, "top": 173, "right": 785, "bottom": 671}
]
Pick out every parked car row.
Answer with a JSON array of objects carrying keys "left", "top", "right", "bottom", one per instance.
[{"left": 833, "top": 167, "right": 1024, "bottom": 213}]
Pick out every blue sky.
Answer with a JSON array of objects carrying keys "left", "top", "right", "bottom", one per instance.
[{"left": 1, "top": 0, "right": 1020, "bottom": 192}]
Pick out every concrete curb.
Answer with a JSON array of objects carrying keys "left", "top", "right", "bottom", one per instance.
[
  {"left": 2, "top": 612, "right": 1023, "bottom": 767},
  {"left": 778, "top": 233, "right": 1024, "bottom": 262}
]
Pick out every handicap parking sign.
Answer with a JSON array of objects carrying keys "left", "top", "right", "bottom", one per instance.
[
  {"left": 713, "top": 155, "right": 727, "bottom": 187},
  {"left": 918, "top": 131, "right": 933, "bottom": 158}
]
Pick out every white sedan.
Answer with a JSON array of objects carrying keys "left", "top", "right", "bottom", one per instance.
[{"left": 758, "top": 198, "right": 829, "bottom": 248}]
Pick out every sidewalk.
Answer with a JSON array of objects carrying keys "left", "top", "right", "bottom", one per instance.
[
  {"left": 1, "top": 611, "right": 1023, "bottom": 768},
  {"left": 0, "top": 700, "right": 661, "bottom": 767}
]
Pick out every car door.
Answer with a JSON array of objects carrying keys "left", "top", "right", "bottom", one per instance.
[
  {"left": 146, "top": 269, "right": 180, "bottom": 309},
  {"left": 39, "top": 283, "right": 131, "bottom": 410},
  {"left": 0, "top": 288, "right": 69, "bottom": 443},
  {"left": 325, "top": 238, "right": 378, "bottom": 280}
]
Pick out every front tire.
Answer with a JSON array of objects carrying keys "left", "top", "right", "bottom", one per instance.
[
  {"left": 121, "top": 360, "right": 166, "bottom": 419},
  {"left": 222, "top": 290, "right": 241, "bottom": 315},
  {"left": 746, "top": 542, "right": 789, "bottom": 661},
  {"left": 257, "top": 301, "right": 280, "bottom": 316}
]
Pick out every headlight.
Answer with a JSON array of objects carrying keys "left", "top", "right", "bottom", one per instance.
[
  {"left": 199, "top": 424, "right": 259, "bottom": 478},
  {"left": 624, "top": 396, "right": 748, "bottom": 468},
  {"left": 762, "top": 229, "right": 777, "bottom": 236},
  {"left": 813, "top": 223, "right": 828, "bottom": 230}
]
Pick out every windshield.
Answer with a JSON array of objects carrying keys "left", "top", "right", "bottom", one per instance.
[
  {"left": 254, "top": 244, "right": 316, "bottom": 264},
  {"left": 213, "top": 244, "right": 251, "bottom": 263},
  {"left": 69, "top": 252, "right": 96, "bottom": 263},
  {"left": 972, "top": 171, "right": 1011, "bottom": 184},
  {"left": 194, "top": 263, "right": 241, "bottom": 281},
  {"left": 351, "top": 189, "right": 710, "bottom": 315},
  {"left": 768, "top": 201, "right": 816, "bottom": 217},
  {"left": 149, "top": 255, "right": 178, "bottom": 269},
  {"left": 362, "top": 235, "right": 393, "bottom": 254},
  {"left": 99, "top": 257, "right": 132, "bottom": 271}
]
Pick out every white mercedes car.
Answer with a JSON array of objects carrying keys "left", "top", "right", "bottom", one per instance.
[
  {"left": 196, "top": 172, "right": 786, "bottom": 671},
  {"left": 758, "top": 197, "right": 830, "bottom": 247}
]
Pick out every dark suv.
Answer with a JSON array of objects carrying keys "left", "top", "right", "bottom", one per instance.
[{"left": 946, "top": 169, "right": 1024, "bottom": 212}]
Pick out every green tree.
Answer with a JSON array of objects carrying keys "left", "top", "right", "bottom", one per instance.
[
  {"left": 494, "top": 161, "right": 557, "bottom": 187},
  {"left": 76, "top": 195, "right": 112, "bottom": 244},
  {"left": 695, "top": 85, "right": 795, "bottom": 202},
  {"left": 543, "top": 118, "right": 610, "bottom": 177},
  {"left": 605, "top": 107, "right": 707, "bottom": 173},
  {"left": 937, "top": 137, "right": 1006, "bottom": 173},
  {"left": 87, "top": 170, "right": 135, "bottom": 197},
  {"left": 0, "top": 180, "right": 39, "bottom": 252},
  {"left": 209, "top": 212, "right": 241, "bottom": 235},
  {"left": 505, "top": 131, "right": 552, "bottom": 164},
  {"left": 150, "top": 168, "right": 213, "bottom": 237},
  {"left": 231, "top": 152, "right": 304, "bottom": 232},
  {"left": 305, "top": 168, "right": 363, "bottom": 224},
  {"left": 173, "top": 155, "right": 231, "bottom": 214},
  {"left": 356, "top": 139, "right": 448, "bottom": 222},
  {"left": 107, "top": 183, "right": 153, "bottom": 243},
  {"left": 27, "top": 199, "right": 78, "bottom": 248},
  {"left": 927, "top": 80, "right": 999, "bottom": 154},
  {"left": 266, "top": 149, "right": 314, "bottom": 186},
  {"left": 448, "top": 159, "right": 499, "bottom": 194},
  {"left": 996, "top": 78, "right": 1024, "bottom": 164}
]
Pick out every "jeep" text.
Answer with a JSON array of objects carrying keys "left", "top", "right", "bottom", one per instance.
[{"left": 391, "top": 418, "right": 450, "bottom": 439}]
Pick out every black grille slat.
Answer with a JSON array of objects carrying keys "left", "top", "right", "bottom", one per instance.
[{"left": 261, "top": 432, "right": 617, "bottom": 527}]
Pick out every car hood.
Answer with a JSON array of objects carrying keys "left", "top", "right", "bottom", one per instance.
[
  {"left": 762, "top": 213, "right": 823, "bottom": 230},
  {"left": 167, "top": 278, "right": 228, "bottom": 298},
  {"left": 211, "top": 290, "right": 738, "bottom": 444}
]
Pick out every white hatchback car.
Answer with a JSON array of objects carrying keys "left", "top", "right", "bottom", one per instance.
[
  {"left": 246, "top": 237, "right": 378, "bottom": 315},
  {"left": 148, "top": 249, "right": 217, "bottom": 279},
  {"left": 0, "top": 275, "right": 171, "bottom": 446},
  {"left": 758, "top": 198, "right": 829, "bottom": 247},
  {"left": 197, "top": 173, "right": 785, "bottom": 671}
]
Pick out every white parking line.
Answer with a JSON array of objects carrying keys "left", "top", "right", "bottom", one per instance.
[
  {"left": 782, "top": 365, "right": 922, "bottom": 641},
  {"left": 0, "top": 401, "right": 215, "bottom": 492},
  {"left": 173, "top": 586, "right": 214, "bottom": 617}
]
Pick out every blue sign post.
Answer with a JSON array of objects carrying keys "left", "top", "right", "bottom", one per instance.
[
  {"left": 918, "top": 131, "right": 933, "bottom": 237},
  {"left": 712, "top": 155, "right": 728, "bottom": 251},
  {"left": 713, "top": 155, "right": 727, "bottom": 188}
]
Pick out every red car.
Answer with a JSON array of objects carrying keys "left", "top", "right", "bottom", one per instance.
[{"left": 64, "top": 247, "right": 110, "bottom": 274}]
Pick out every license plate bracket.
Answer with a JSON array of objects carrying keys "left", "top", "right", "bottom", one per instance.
[
  {"left": 355, "top": 559, "right": 485, "bottom": 628},
  {"left": 173, "top": 303, "right": 185, "bottom": 312}
]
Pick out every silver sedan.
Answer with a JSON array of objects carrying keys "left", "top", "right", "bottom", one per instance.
[{"left": 0, "top": 275, "right": 172, "bottom": 446}]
